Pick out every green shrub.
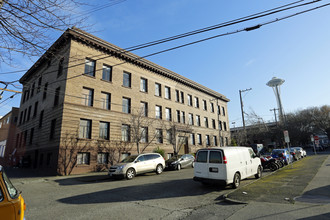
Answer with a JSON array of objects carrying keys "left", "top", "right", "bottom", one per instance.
[{"left": 153, "top": 146, "right": 165, "bottom": 158}]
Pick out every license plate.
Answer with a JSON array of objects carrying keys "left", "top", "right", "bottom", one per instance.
[{"left": 209, "top": 167, "right": 218, "bottom": 172}]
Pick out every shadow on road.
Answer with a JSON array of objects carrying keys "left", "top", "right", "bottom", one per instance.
[{"left": 57, "top": 178, "right": 230, "bottom": 204}]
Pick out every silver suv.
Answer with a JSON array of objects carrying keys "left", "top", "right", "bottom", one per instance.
[{"left": 108, "top": 153, "right": 165, "bottom": 180}]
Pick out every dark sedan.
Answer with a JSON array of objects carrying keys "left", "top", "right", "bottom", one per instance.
[{"left": 165, "top": 154, "right": 195, "bottom": 170}]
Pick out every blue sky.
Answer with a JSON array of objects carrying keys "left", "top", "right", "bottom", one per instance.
[{"left": 1, "top": 0, "right": 330, "bottom": 127}]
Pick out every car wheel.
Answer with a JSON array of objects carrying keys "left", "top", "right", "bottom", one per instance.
[
  {"left": 255, "top": 166, "right": 262, "bottom": 179},
  {"left": 232, "top": 172, "right": 240, "bottom": 189},
  {"left": 177, "top": 164, "right": 181, "bottom": 171},
  {"left": 156, "top": 164, "right": 163, "bottom": 175},
  {"left": 270, "top": 162, "right": 278, "bottom": 171},
  {"left": 126, "top": 168, "right": 135, "bottom": 180}
]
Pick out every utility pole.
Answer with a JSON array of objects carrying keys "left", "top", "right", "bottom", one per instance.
[
  {"left": 239, "top": 88, "right": 252, "bottom": 136},
  {"left": 270, "top": 108, "right": 279, "bottom": 125},
  {"left": 0, "top": 87, "right": 22, "bottom": 100}
]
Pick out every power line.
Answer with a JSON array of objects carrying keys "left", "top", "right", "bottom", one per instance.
[{"left": 0, "top": 0, "right": 321, "bottom": 75}]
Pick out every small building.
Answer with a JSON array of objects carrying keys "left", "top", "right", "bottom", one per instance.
[
  {"left": 16, "top": 28, "right": 230, "bottom": 175},
  {"left": 0, "top": 107, "right": 19, "bottom": 166}
]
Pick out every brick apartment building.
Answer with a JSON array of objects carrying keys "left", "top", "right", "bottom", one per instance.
[
  {"left": 16, "top": 28, "right": 230, "bottom": 175},
  {"left": 0, "top": 107, "right": 19, "bottom": 166}
]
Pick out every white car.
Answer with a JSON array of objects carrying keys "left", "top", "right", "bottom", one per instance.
[
  {"left": 293, "top": 147, "right": 306, "bottom": 158},
  {"left": 108, "top": 153, "right": 165, "bottom": 180}
]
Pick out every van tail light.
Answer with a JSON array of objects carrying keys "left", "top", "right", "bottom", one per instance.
[
  {"left": 223, "top": 155, "right": 227, "bottom": 164},
  {"left": 24, "top": 202, "right": 26, "bottom": 211}
]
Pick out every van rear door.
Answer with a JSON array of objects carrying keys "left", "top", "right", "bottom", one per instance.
[
  {"left": 207, "top": 150, "right": 226, "bottom": 180},
  {"left": 194, "top": 150, "right": 209, "bottom": 179}
]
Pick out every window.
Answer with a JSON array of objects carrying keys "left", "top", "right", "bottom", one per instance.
[
  {"left": 155, "top": 83, "right": 161, "bottom": 96},
  {"left": 181, "top": 111, "right": 185, "bottom": 124},
  {"left": 140, "top": 78, "right": 148, "bottom": 92},
  {"left": 204, "top": 117, "right": 209, "bottom": 128},
  {"left": 121, "top": 124, "right": 130, "bottom": 142},
  {"left": 187, "top": 94, "right": 192, "bottom": 106},
  {"left": 33, "top": 101, "right": 38, "bottom": 117},
  {"left": 217, "top": 105, "right": 221, "bottom": 115},
  {"left": 203, "top": 100, "right": 207, "bottom": 110},
  {"left": 19, "top": 111, "right": 23, "bottom": 125},
  {"left": 166, "top": 130, "right": 172, "bottom": 144},
  {"left": 156, "top": 129, "right": 163, "bottom": 143},
  {"left": 39, "top": 110, "right": 44, "bottom": 128},
  {"left": 77, "top": 152, "right": 90, "bottom": 165},
  {"left": 165, "top": 86, "right": 171, "bottom": 99},
  {"left": 141, "top": 127, "right": 148, "bottom": 143},
  {"left": 176, "top": 110, "right": 180, "bottom": 123},
  {"left": 82, "top": 87, "right": 94, "bottom": 106},
  {"left": 123, "top": 72, "right": 131, "bottom": 87},
  {"left": 196, "top": 151, "right": 207, "bottom": 163},
  {"left": 194, "top": 97, "right": 199, "bottom": 108},
  {"left": 165, "top": 108, "right": 172, "bottom": 121},
  {"left": 46, "top": 153, "right": 52, "bottom": 166},
  {"left": 190, "top": 133, "right": 195, "bottom": 145},
  {"left": 97, "top": 153, "right": 109, "bottom": 164},
  {"left": 175, "top": 90, "right": 180, "bottom": 102},
  {"left": 102, "top": 65, "right": 112, "bottom": 81},
  {"left": 31, "top": 83, "right": 35, "bottom": 97},
  {"left": 180, "top": 91, "right": 184, "bottom": 103},
  {"left": 50, "top": 119, "right": 56, "bottom": 140},
  {"left": 79, "top": 119, "right": 92, "bottom": 139},
  {"left": 213, "top": 136, "right": 218, "bottom": 146},
  {"left": 43, "top": 83, "right": 48, "bottom": 100},
  {"left": 37, "top": 77, "right": 42, "bottom": 93},
  {"left": 99, "top": 121, "right": 110, "bottom": 140},
  {"left": 222, "top": 106, "right": 226, "bottom": 116},
  {"left": 220, "top": 136, "right": 224, "bottom": 146},
  {"left": 209, "top": 151, "right": 222, "bottom": 163},
  {"left": 101, "top": 92, "right": 111, "bottom": 110},
  {"left": 210, "top": 103, "right": 215, "bottom": 113},
  {"left": 54, "top": 87, "right": 60, "bottom": 106},
  {"left": 219, "top": 120, "right": 222, "bottom": 130},
  {"left": 188, "top": 113, "right": 194, "bottom": 125},
  {"left": 23, "top": 109, "right": 27, "bottom": 123},
  {"left": 206, "top": 135, "right": 210, "bottom": 146},
  {"left": 29, "top": 128, "right": 34, "bottom": 144},
  {"left": 140, "top": 102, "right": 148, "bottom": 116},
  {"left": 212, "top": 119, "right": 216, "bottom": 129},
  {"left": 155, "top": 105, "right": 162, "bottom": 119},
  {"left": 197, "top": 134, "right": 202, "bottom": 145},
  {"left": 196, "top": 115, "right": 201, "bottom": 126},
  {"left": 122, "top": 97, "right": 131, "bottom": 113},
  {"left": 27, "top": 106, "right": 31, "bottom": 121},
  {"left": 84, "top": 59, "right": 95, "bottom": 77},
  {"left": 58, "top": 58, "right": 64, "bottom": 77},
  {"left": 223, "top": 122, "right": 227, "bottom": 131}
]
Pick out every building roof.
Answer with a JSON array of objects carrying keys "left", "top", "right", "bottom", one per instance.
[{"left": 20, "top": 28, "right": 229, "bottom": 102}]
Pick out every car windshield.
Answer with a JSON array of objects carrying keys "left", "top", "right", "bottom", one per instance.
[
  {"left": 167, "top": 155, "right": 182, "bottom": 162},
  {"left": 2, "top": 170, "right": 18, "bottom": 199},
  {"left": 272, "top": 150, "right": 284, "bottom": 155},
  {"left": 121, "top": 155, "right": 137, "bottom": 163}
]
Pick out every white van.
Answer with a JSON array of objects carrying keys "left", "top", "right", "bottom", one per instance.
[{"left": 193, "top": 147, "right": 262, "bottom": 188}]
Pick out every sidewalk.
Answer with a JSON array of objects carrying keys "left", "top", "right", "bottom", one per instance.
[{"left": 223, "top": 153, "right": 330, "bottom": 219}]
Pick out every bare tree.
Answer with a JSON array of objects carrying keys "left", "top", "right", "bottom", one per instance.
[
  {"left": 0, "top": 0, "right": 86, "bottom": 64},
  {"left": 57, "top": 131, "right": 91, "bottom": 175},
  {"left": 127, "top": 108, "right": 160, "bottom": 154}
]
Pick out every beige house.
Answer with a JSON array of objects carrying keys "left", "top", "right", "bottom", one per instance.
[{"left": 16, "top": 28, "right": 230, "bottom": 175}]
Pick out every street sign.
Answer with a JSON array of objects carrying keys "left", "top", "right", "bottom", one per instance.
[
  {"left": 315, "top": 140, "right": 320, "bottom": 145},
  {"left": 283, "top": 130, "right": 290, "bottom": 143},
  {"left": 314, "top": 136, "right": 319, "bottom": 141}
]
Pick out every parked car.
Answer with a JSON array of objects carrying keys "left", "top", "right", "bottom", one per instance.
[
  {"left": 0, "top": 165, "right": 26, "bottom": 220},
  {"left": 289, "top": 148, "right": 301, "bottom": 161},
  {"left": 108, "top": 153, "right": 165, "bottom": 180},
  {"left": 165, "top": 154, "right": 195, "bottom": 170},
  {"left": 193, "top": 147, "right": 262, "bottom": 188},
  {"left": 293, "top": 147, "right": 306, "bottom": 158},
  {"left": 271, "top": 149, "right": 293, "bottom": 165}
]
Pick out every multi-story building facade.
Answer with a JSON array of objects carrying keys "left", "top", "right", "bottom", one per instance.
[
  {"left": 16, "top": 28, "right": 230, "bottom": 175},
  {"left": 0, "top": 107, "right": 19, "bottom": 166}
]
